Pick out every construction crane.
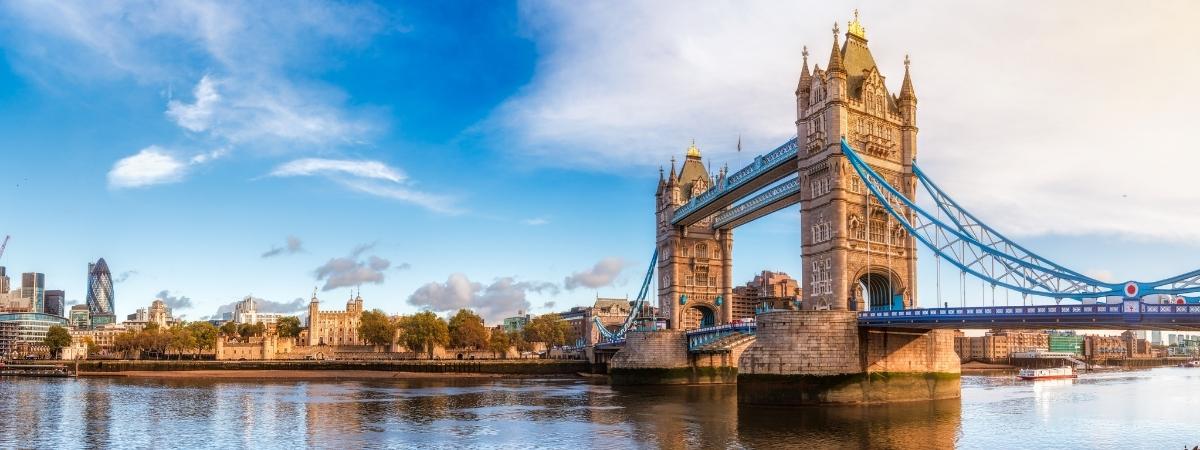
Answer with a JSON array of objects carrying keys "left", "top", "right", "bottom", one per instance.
[{"left": 0, "top": 235, "right": 8, "bottom": 261}]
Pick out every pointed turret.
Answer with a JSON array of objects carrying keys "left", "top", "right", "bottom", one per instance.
[
  {"left": 796, "top": 46, "right": 811, "bottom": 95},
  {"left": 827, "top": 23, "right": 845, "bottom": 74},
  {"left": 668, "top": 156, "right": 678, "bottom": 182},
  {"left": 899, "top": 54, "right": 916, "bottom": 101}
]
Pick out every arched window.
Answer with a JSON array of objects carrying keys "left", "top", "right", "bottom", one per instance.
[{"left": 696, "top": 243, "right": 709, "bottom": 259}]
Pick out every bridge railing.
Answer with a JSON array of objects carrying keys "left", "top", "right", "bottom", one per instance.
[
  {"left": 686, "top": 322, "right": 757, "bottom": 351},
  {"left": 671, "top": 138, "right": 798, "bottom": 225},
  {"left": 858, "top": 304, "right": 1123, "bottom": 319}
]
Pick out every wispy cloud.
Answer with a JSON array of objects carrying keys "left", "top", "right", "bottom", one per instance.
[
  {"left": 261, "top": 235, "right": 304, "bottom": 258},
  {"left": 268, "top": 158, "right": 459, "bottom": 214},
  {"left": 522, "top": 217, "right": 549, "bottom": 226},
  {"left": 564, "top": 257, "right": 628, "bottom": 290},
  {"left": 313, "top": 243, "right": 392, "bottom": 292},
  {"left": 108, "top": 146, "right": 226, "bottom": 189}
]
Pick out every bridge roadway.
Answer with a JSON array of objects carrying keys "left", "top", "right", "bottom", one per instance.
[{"left": 671, "top": 138, "right": 799, "bottom": 228}]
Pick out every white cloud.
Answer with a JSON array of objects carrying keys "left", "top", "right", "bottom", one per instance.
[
  {"left": 269, "top": 158, "right": 459, "bottom": 214},
  {"left": 107, "top": 147, "right": 186, "bottom": 189},
  {"left": 495, "top": 1, "right": 1200, "bottom": 243},
  {"left": 564, "top": 257, "right": 628, "bottom": 290},
  {"left": 167, "top": 75, "right": 220, "bottom": 132},
  {"left": 313, "top": 244, "right": 392, "bottom": 292},
  {"left": 522, "top": 217, "right": 549, "bottom": 226},
  {"left": 407, "top": 274, "right": 558, "bottom": 324},
  {"left": 270, "top": 158, "right": 406, "bottom": 183},
  {"left": 108, "top": 146, "right": 226, "bottom": 189}
]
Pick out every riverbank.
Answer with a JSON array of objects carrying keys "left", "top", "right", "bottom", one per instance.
[
  {"left": 961, "top": 361, "right": 1015, "bottom": 373},
  {"left": 88, "top": 369, "right": 509, "bottom": 380},
  {"left": 63, "top": 359, "right": 592, "bottom": 377}
]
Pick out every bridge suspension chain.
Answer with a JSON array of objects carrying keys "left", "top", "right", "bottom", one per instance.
[{"left": 595, "top": 248, "right": 659, "bottom": 342}]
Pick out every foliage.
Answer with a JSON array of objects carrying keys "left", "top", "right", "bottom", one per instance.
[
  {"left": 83, "top": 336, "right": 99, "bottom": 356},
  {"left": 219, "top": 321, "right": 239, "bottom": 337},
  {"left": 238, "top": 322, "right": 266, "bottom": 339},
  {"left": 487, "top": 329, "right": 511, "bottom": 358},
  {"left": 448, "top": 309, "right": 488, "bottom": 350},
  {"left": 523, "top": 313, "right": 571, "bottom": 347},
  {"left": 167, "top": 327, "right": 197, "bottom": 359},
  {"left": 276, "top": 316, "right": 303, "bottom": 338},
  {"left": 400, "top": 311, "right": 449, "bottom": 359},
  {"left": 509, "top": 330, "right": 533, "bottom": 352},
  {"left": 44, "top": 325, "right": 72, "bottom": 358},
  {"left": 358, "top": 309, "right": 397, "bottom": 346},
  {"left": 185, "top": 321, "right": 219, "bottom": 353}
]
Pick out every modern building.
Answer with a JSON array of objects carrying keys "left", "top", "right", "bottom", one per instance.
[
  {"left": 87, "top": 259, "right": 116, "bottom": 328},
  {"left": 502, "top": 311, "right": 532, "bottom": 334},
  {"left": 302, "top": 292, "right": 364, "bottom": 346},
  {"left": 43, "top": 290, "right": 64, "bottom": 317},
  {"left": 69, "top": 304, "right": 91, "bottom": 329},
  {"left": 0, "top": 291, "right": 33, "bottom": 313},
  {"left": 1151, "top": 330, "right": 1163, "bottom": 346},
  {"left": 732, "top": 270, "right": 802, "bottom": 320},
  {"left": 0, "top": 266, "right": 9, "bottom": 293},
  {"left": 20, "top": 272, "right": 45, "bottom": 313},
  {"left": 230, "top": 296, "right": 285, "bottom": 325},
  {"left": 1048, "top": 331, "right": 1084, "bottom": 356},
  {"left": 0, "top": 312, "right": 70, "bottom": 358}
]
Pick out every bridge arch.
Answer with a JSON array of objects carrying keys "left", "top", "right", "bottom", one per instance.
[
  {"left": 851, "top": 267, "right": 906, "bottom": 311},
  {"left": 683, "top": 304, "right": 717, "bottom": 329}
]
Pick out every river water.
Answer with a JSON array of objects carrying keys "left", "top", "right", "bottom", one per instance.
[{"left": 1, "top": 368, "right": 1198, "bottom": 449}]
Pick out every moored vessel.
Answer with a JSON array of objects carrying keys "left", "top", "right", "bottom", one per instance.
[{"left": 1017, "top": 366, "right": 1076, "bottom": 381}]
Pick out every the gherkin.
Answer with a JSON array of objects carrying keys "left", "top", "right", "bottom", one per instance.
[{"left": 86, "top": 258, "right": 115, "bottom": 316}]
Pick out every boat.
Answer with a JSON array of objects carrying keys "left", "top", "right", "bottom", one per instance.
[
  {"left": 0, "top": 363, "right": 75, "bottom": 378},
  {"left": 1017, "top": 366, "right": 1077, "bottom": 380},
  {"left": 1178, "top": 361, "right": 1200, "bottom": 368}
]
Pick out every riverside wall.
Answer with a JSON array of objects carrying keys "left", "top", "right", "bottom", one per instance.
[{"left": 71, "top": 359, "right": 590, "bottom": 375}]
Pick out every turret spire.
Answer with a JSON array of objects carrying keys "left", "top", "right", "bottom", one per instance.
[
  {"left": 899, "top": 54, "right": 916, "bottom": 100},
  {"left": 797, "top": 45, "right": 812, "bottom": 95},
  {"left": 827, "top": 22, "right": 845, "bottom": 74}
]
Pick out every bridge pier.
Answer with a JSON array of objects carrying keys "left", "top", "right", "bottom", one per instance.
[
  {"left": 738, "top": 310, "right": 960, "bottom": 405},
  {"left": 609, "top": 330, "right": 745, "bottom": 384}
]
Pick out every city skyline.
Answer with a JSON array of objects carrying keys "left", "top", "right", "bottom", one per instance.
[{"left": 2, "top": 2, "right": 1200, "bottom": 323}]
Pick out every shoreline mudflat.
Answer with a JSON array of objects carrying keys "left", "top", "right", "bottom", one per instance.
[{"left": 80, "top": 369, "right": 508, "bottom": 380}]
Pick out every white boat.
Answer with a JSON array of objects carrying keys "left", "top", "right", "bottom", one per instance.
[{"left": 1017, "top": 366, "right": 1077, "bottom": 381}]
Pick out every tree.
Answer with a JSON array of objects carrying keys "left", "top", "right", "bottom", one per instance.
[
  {"left": 509, "top": 330, "right": 533, "bottom": 353},
  {"left": 400, "top": 311, "right": 449, "bottom": 359},
  {"left": 83, "top": 336, "right": 99, "bottom": 357},
  {"left": 186, "top": 321, "right": 219, "bottom": 355},
  {"left": 238, "top": 322, "right": 265, "bottom": 339},
  {"left": 487, "top": 329, "right": 511, "bottom": 359},
  {"left": 276, "top": 316, "right": 302, "bottom": 338},
  {"left": 220, "top": 321, "right": 239, "bottom": 337},
  {"left": 44, "top": 325, "right": 72, "bottom": 359},
  {"left": 112, "top": 330, "right": 139, "bottom": 358},
  {"left": 358, "top": 309, "right": 397, "bottom": 346},
  {"left": 168, "top": 326, "right": 197, "bottom": 359},
  {"left": 448, "top": 309, "right": 488, "bottom": 350},
  {"left": 523, "top": 313, "right": 570, "bottom": 347}
]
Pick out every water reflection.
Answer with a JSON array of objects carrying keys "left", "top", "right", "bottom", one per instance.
[{"left": 3, "top": 369, "right": 1199, "bottom": 448}]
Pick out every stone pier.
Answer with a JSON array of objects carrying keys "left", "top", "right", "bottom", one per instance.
[
  {"left": 609, "top": 330, "right": 744, "bottom": 384},
  {"left": 738, "top": 310, "right": 960, "bottom": 405}
]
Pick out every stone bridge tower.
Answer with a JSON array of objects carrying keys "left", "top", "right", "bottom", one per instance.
[
  {"left": 656, "top": 143, "right": 735, "bottom": 330},
  {"left": 795, "top": 13, "right": 919, "bottom": 311}
]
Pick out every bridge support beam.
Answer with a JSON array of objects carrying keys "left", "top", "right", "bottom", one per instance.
[
  {"left": 609, "top": 331, "right": 742, "bottom": 384},
  {"left": 738, "top": 310, "right": 960, "bottom": 405}
]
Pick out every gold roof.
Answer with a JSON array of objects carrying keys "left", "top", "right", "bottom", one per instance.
[
  {"left": 686, "top": 140, "right": 701, "bottom": 158},
  {"left": 847, "top": 9, "right": 866, "bottom": 39}
]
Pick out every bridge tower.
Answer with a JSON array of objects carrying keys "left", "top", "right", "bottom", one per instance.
[
  {"left": 656, "top": 144, "right": 734, "bottom": 330},
  {"left": 796, "top": 13, "right": 918, "bottom": 311}
]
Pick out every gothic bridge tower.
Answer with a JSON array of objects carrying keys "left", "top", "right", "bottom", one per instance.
[
  {"left": 656, "top": 143, "right": 734, "bottom": 330},
  {"left": 795, "top": 12, "right": 919, "bottom": 311}
]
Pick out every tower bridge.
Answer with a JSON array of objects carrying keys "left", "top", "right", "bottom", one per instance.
[{"left": 600, "top": 12, "right": 1200, "bottom": 405}]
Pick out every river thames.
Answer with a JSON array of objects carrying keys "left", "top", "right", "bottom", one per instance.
[{"left": 1, "top": 368, "right": 1198, "bottom": 449}]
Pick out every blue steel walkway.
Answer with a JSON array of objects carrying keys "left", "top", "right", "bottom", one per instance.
[{"left": 857, "top": 301, "right": 1200, "bottom": 331}]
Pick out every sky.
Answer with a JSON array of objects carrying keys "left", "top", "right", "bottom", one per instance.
[{"left": 0, "top": 1, "right": 1198, "bottom": 325}]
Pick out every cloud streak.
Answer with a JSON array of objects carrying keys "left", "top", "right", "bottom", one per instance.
[
  {"left": 313, "top": 244, "right": 392, "bottom": 291},
  {"left": 564, "top": 257, "right": 628, "bottom": 290},
  {"left": 261, "top": 235, "right": 304, "bottom": 258},
  {"left": 269, "top": 158, "right": 459, "bottom": 214}
]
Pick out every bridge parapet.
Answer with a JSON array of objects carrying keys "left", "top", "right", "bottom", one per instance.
[
  {"left": 686, "top": 322, "right": 757, "bottom": 351},
  {"left": 859, "top": 302, "right": 1200, "bottom": 330}
]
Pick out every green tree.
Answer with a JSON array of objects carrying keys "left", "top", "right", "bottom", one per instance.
[
  {"left": 112, "top": 330, "right": 139, "bottom": 358},
  {"left": 448, "top": 309, "right": 488, "bottom": 350},
  {"left": 238, "top": 322, "right": 266, "bottom": 339},
  {"left": 83, "top": 336, "right": 99, "bottom": 357},
  {"left": 400, "top": 311, "right": 449, "bottom": 359},
  {"left": 523, "top": 313, "right": 570, "bottom": 347},
  {"left": 186, "top": 322, "right": 219, "bottom": 355},
  {"left": 219, "top": 321, "right": 239, "bottom": 337},
  {"left": 276, "top": 316, "right": 302, "bottom": 338},
  {"left": 168, "top": 326, "right": 197, "bottom": 359},
  {"left": 509, "top": 330, "right": 533, "bottom": 353},
  {"left": 487, "top": 329, "right": 511, "bottom": 359},
  {"left": 358, "top": 309, "right": 397, "bottom": 346},
  {"left": 44, "top": 325, "right": 72, "bottom": 359}
]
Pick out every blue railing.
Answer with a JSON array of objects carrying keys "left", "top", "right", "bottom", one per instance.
[
  {"left": 672, "top": 138, "right": 798, "bottom": 225},
  {"left": 710, "top": 177, "right": 801, "bottom": 229},
  {"left": 686, "top": 322, "right": 757, "bottom": 351}
]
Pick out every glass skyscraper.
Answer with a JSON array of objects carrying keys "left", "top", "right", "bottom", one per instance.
[
  {"left": 87, "top": 259, "right": 115, "bottom": 319},
  {"left": 20, "top": 272, "right": 44, "bottom": 313}
]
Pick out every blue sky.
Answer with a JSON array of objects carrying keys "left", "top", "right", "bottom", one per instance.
[{"left": 0, "top": 1, "right": 1198, "bottom": 324}]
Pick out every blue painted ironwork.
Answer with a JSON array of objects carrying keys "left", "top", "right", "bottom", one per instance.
[
  {"left": 671, "top": 138, "right": 799, "bottom": 225},
  {"left": 859, "top": 301, "right": 1200, "bottom": 331},
  {"left": 843, "top": 138, "right": 1200, "bottom": 299},
  {"left": 685, "top": 322, "right": 757, "bottom": 351},
  {"left": 710, "top": 177, "right": 800, "bottom": 229},
  {"left": 594, "top": 248, "right": 658, "bottom": 342}
]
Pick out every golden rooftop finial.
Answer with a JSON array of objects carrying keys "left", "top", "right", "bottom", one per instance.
[
  {"left": 847, "top": 9, "right": 866, "bottom": 39},
  {"left": 686, "top": 139, "right": 701, "bottom": 158},
  {"left": 904, "top": 54, "right": 911, "bottom": 69}
]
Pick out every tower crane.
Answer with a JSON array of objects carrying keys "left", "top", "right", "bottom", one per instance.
[{"left": 0, "top": 235, "right": 8, "bottom": 261}]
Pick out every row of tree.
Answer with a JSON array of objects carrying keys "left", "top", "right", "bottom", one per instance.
[{"left": 356, "top": 309, "right": 577, "bottom": 358}]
